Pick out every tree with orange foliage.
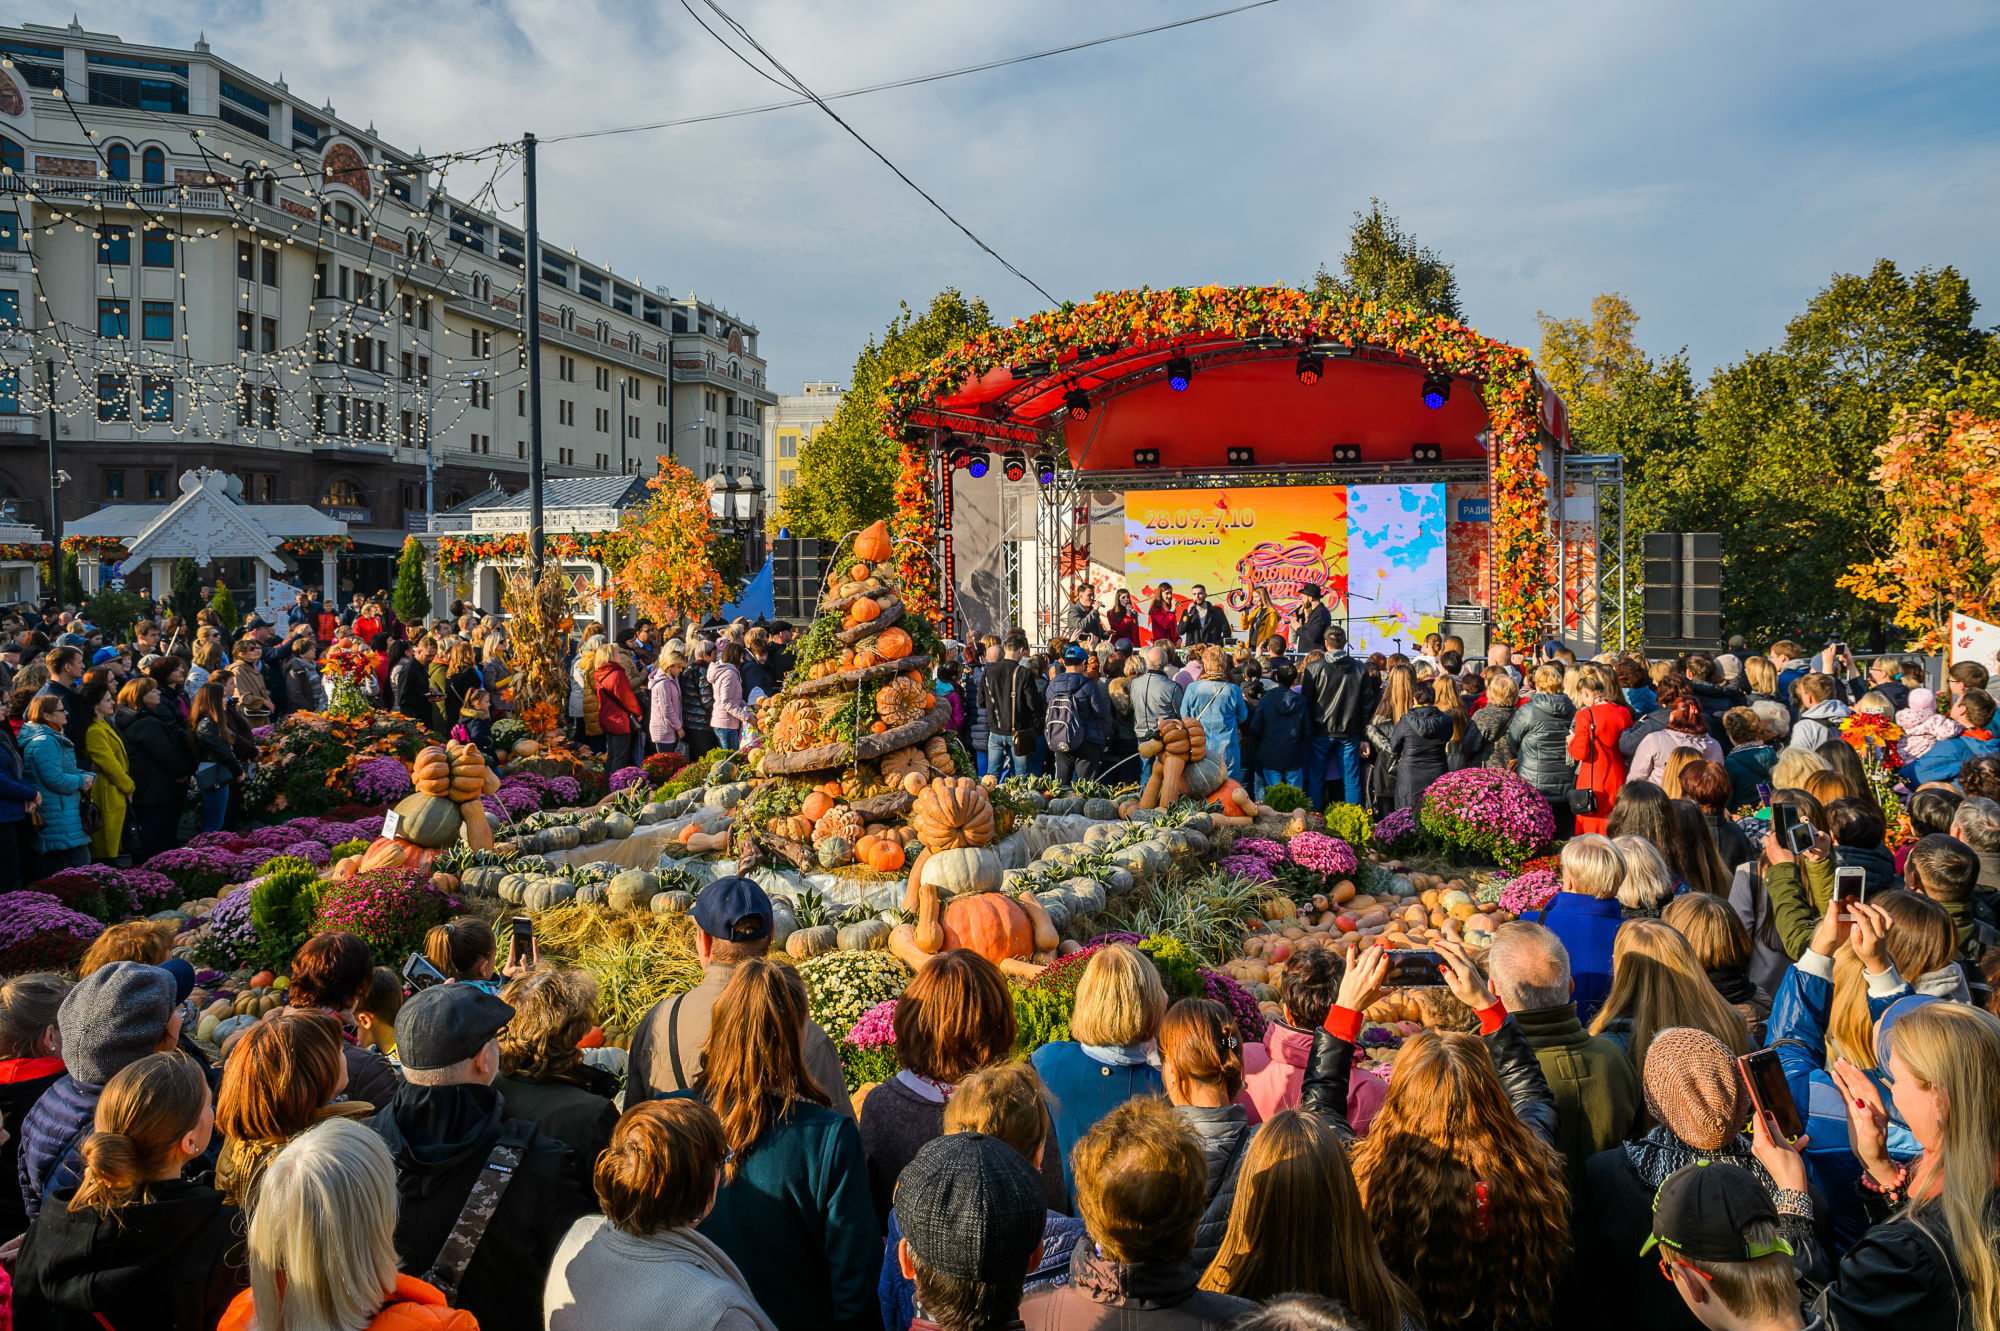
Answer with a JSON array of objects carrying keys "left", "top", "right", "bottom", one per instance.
[
  {"left": 611, "top": 458, "right": 729, "bottom": 629},
  {"left": 1839, "top": 370, "right": 2000, "bottom": 650}
]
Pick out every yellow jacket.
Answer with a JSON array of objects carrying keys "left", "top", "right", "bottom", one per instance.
[
  {"left": 85, "top": 716, "right": 132, "bottom": 860},
  {"left": 1242, "top": 605, "right": 1279, "bottom": 649}
]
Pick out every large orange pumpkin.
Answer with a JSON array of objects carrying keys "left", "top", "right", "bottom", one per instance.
[
  {"left": 875, "top": 627, "right": 914, "bottom": 661},
  {"left": 940, "top": 893, "right": 1034, "bottom": 964},
  {"left": 847, "top": 597, "right": 883, "bottom": 625},
  {"left": 801, "top": 792, "right": 837, "bottom": 822},
  {"left": 854, "top": 520, "right": 892, "bottom": 563}
]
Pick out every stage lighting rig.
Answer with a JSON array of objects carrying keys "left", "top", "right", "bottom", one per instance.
[
  {"left": 1133, "top": 448, "right": 1161, "bottom": 468},
  {"left": 1001, "top": 452, "right": 1028, "bottom": 482},
  {"left": 1411, "top": 442, "right": 1443, "bottom": 463},
  {"left": 1331, "top": 444, "right": 1362, "bottom": 464},
  {"left": 1166, "top": 356, "right": 1193, "bottom": 392},
  {"left": 1421, "top": 371, "right": 1452, "bottom": 410},
  {"left": 1226, "top": 446, "right": 1256, "bottom": 467},
  {"left": 1035, "top": 451, "right": 1058, "bottom": 484},
  {"left": 1064, "top": 388, "right": 1090, "bottom": 421},
  {"left": 1295, "top": 352, "right": 1324, "bottom": 386},
  {"left": 965, "top": 443, "right": 991, "bottom": 478}
]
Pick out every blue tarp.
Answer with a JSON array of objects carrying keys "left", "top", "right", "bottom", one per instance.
[{"left": 718, "top": 560, "right": 774, "bottom": 621}]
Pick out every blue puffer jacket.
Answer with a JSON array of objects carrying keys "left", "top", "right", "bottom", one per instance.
[
  {"left": 18, "top": 721, "right": 90, "bottom": 851},
  {"left": 0, "top": 728, "right": 39, "bottom": 823}
]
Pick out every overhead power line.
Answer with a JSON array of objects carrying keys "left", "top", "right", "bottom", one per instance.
[{"left": 542, "top": 0, "right": 1287, "bottom": 144}]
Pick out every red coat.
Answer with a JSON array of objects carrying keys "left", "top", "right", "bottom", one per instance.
[
  {"left": 1567, "top": 700, "right": 1631, "bottom": 834},
  {"left": 595, "top": 661, "right": 642, "bottom": 735},
  {"left": 1145, "top": 602, "right": 1178, "bottom": 646},
  {"left": 1106, "top": 606, "right": 1140, "bottom": 646}
]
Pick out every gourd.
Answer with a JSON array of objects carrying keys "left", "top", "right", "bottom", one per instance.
[
  {"left": 392, "top": 794, "right": 463, "bottom": 849},
  {"left": 607, "top": 870, "right": 659, "bottom": 912},
  {"left": 853, "top": 519, "right": 892, "bottom": 563},
  {"left": 812, "top": 805, "right": 864, "bottom": 845},
  {"left": 875, "top": 677, "right": 928, "bottom": 727},
  {"left": 1141, "top": 718, "right": 1207, "bottom": 809},
  {"left": 573, "top": 880, "right": 608, "bottom": 906},
  {"left": 1018, "top": 891, "right": 1061, "bottom": 953},
  {"left": 801, "top": 792, "right": 837, "bottom": 823},
  {"left": 846, "top": 597, "right": 882, "bottom": 626},
  {"left": 522, "top": 879, "right": 576, "bottom": 912},
  {"left": 412, "top": 746, "right": 454, "bottom": 797},
  {"left": 900, "top": 770, "right": 928, "bottom": 796},
  {"left": 817, "top": 836, "right": 855, "bottom": 869},
  {"left": 602, "top": 812, "right": 636, "bottom": 840},
  {"left": 912, "top": 778, "right": 996, "bottom": 852},
  {"left": 940, "top": 893, "right": 1035, "bottom": 965},
  {"left": 651, "top": 889, "right": 695, "bottom": 916},
  {"left": 496, "top": 873, "right": 532, "bottom": 903},
  {"left": 512, "top": 738, "right": 541, "bottom": 756},
  {"left": 1181, "top": 753, "right": 1227, "bottom": 800},
  {"left": 445, "top": 741, "right": 498, "bottom": 800},
  {"left": 1211, "top": 779, "right": 1259, "bottom": 818},
  {"left": 924, "top": 736, "right": 953, "bottom": 773},
  {"left": 874, "top": 626, "right": 913, "bottom": 661},
  {"left": 859, "top": 838, "right": 905, "bottom": 873},
  {"left": 358, "top": 836, "right": 437, "bottom": 874},
  {"left": 769, "top": 815, "right": 813, "bottom": 841},
  {"left": 880, "top": 747, "right": 929, "bottom": 784},
  {"left": 786, "top": 924, "right": 838, "bottom": 960},
  {"left": 920, "top": 847, "right": 1004, "bottom": 897},
  {"left": 888, "top": 922, "right": 938, "bottom": 970},
  {"left": 430, "top": 871, "right": 460, "bottom": 895},
  {"left": 838, "top": 918, "right": 892, "bottom": 952},
  {"left": 684, "top": 827, "right": 732, "bottom": 855}
]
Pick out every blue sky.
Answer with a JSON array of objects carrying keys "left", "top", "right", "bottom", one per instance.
[{"left": 76, "top": 0, "right": 2000, "bottom": 392}]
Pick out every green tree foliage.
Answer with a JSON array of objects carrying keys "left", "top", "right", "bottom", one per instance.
[
  {"left": 57, "top": 550, "right": 83, "bottom": 604},
  {"left": 210, "top": 583, "right": 241, "bottom": 634},
  {"left": 1546, "top": 262, "right": 1999, "bottom": 645},
  {"left": 82, "top": 587, "right": 145, "bottom": 640},
  {"left": 776, "top": 289, "right": 995, "bottom": 541},
  {"left": 1310, "top": 199, "right": 1462, "bottom": 320},
  {"left": 392, "top": 537, "right": 430, "bottom": 625},
  {"left": 169, "top": 559, "right": 203, "bottom": 622}
]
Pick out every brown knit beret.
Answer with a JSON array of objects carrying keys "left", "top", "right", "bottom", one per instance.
[{"left": 1642, "top": 1026, "right": 1748, "bottom": 1151}]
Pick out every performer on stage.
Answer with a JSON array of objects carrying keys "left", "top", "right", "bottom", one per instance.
[
  {"left": 1143, "top": 584, "right": 1178, "bottom": 646},
  {"left": 1177, "top": 584, "right": 1231, "bottom": 647},
  {"left": 1241, "top": 587, "right": 1281, "bottom": 655},
  {"left": 1293, "top": 584, "right": 1332, "bottom": 656}
]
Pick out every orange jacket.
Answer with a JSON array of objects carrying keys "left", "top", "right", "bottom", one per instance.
[{"left": 220, "top": 1275, "right": 480, "bottom": 1330}]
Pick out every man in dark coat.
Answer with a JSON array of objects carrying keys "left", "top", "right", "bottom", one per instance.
[
  {"left": 1176, "top": 584, "right": 1232, "bottom": 647},
  {"left": 369, "top": 984, "right": 593, "bottom": 1331},
  {"left": 1301, "top": 626, "right": 1376, "bottom": 809},
  {"left": 1292, "top": 584, "right": 1332, "bottom": 656}
]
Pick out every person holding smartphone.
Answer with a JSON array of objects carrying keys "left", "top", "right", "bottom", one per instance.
[{"left": 1760, "top": 797, "right": 1837, "bottom": 961}]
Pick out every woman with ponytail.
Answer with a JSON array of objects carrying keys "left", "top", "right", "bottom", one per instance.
[{"left": 12, "top": 1051, "right": 247, "bottom": 1329}]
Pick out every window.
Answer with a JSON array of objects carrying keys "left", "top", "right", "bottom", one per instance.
[
  {"left": 642, "top": 295, "right": 666, "bottom": 328},
  {"left": 470, "top": 381, "right": 491, "bottom": 409},
  {"left": 291, "top": 112, "right": 326, "bottom": 153},
  {"left": 401, "top": 293, "right": 413, "bottom": 325},
  {"left": 401, "top": 351, "right": 413, "bottom": 381},
  {"left": 628, "top": 414, "right": 638, "bottom": 438},
  {"left": 261, "top": 473, "right": 276, "bottom": 501},
  {"left": 595, "top": 407, "right": 608, "bottom": 432},
  {"left": 313, "top": 394, "right": 327, "bottom": 431},
  {"left": 657, "top": 385, "right": 667, "bottom": 406},
  {"left": 103, "top": 470, "right": 125, "bottom": 499},
  {"left": 99, "top": 299, "right": 130, "bottom": 339},
  {"left": 0, "top": 42, "right": 63, "bottom": 90},
  {"left": 558, "top": 400, "right": 572, "bottom": 426},
  {"left": 613, "top": 286, "right": 635, "bottom": 315},
  {"left": 142, "top": 227, "right": 172, "bottom": 266},
  {"left": 417, "top": 356, "right": 429, "bottom": 384},
  {"left": 218, "top": 79, "right": 271, "bottom": 139},
  {"left": 0, "top": 215, "right": 15, "bottom": 251},
  {"left": 237, "top": 312, "right": 253, "bottom": 351},
  {"left": 518, "top": 388, "right": 526, "bottom": 417},
  {"left": 627, "top": 375, "right": 641, "bottom": 396},
  {"left": 260, "top": 317, "right": 277, "bottom": 353},
  {"left": 261, "top": 247, "right": 278, "bottom": 286},
  {"left": 141, "top": 300, "right": 172, "bottom": 340},
  {"left": 401, "top": 409, "right": 413, "bottom": 443},
  {"left": 324, "top": 479, "right": 362, "bottom": 507},
  {"left": 260, "top": 387, "right": 276, "bottom": 429},
  {"left": 540, "top": 251, "right": 569, "bottom": 286},
  {"left": 779, "top": 434, "right": 796, "bottom": 458},
  {"left": 470, "top": 329, "right": 491, "bottom": 357},
  {"left": 314, "top": 263, "right": 328, "bottom": 298},
  {"left": 337, "top": 266, "right": 349, "bottom": 301},
  {"left": 656, "top": 421, "right": 666, "bottom": 444},
  {"left": 238, "top": 382, "right": 253, "bottom": 427},
  {"left": 595, "top": 366, "right": 609, "bottom": 391},
  {"left": 518, "top": 440, "right": 526, "bottom": 458},
  {"left": 106, "top": 144, "right": 130, "bottom": 180},
  {"left": 449, "top": 212, "right": 487, "bottom": 253},
  {"left": 0, "top": 138, "right": 20, "bottom": 176},
  {"left": 594, "top": 453, "right": 608, "bottom": 470},
  {"left": 146, "top": 469, "right": 167, "bottom": 499},
  {"left": 498, "top": 230, "right": 525, "bottom": 269},
  {"left": 97, "top": 373, "right": 130, "bottom": 421},
  {"left": 0, "top": 370, "right": 17, "bottom": 414},
  {"left": 0, "top": 290, "right": 18, "bottom": 329},
  {"left": 336, "top": 396, "right": 348, "bottom": 436},
  {"left": 579, "top": 270, "right": 602, "bottom": 303},
  {"left": 142, "top": 147, "right": 165, "bottom": 184},
  {"left": 418, "top": 300, "right": 430, "bottom": 331},
  {"left": 237, "top": 241, "right": 253, "bottom": 280},
  {"left": 88, "top": 54, "right": 189, "bottom": 114},
  {"left": 559, "top": 447, "right": 574, "bottom": 465},
  {"left": 99, "top": 226, "right": 132, "bottom": 265}
]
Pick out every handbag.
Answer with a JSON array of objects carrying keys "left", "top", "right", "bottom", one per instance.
[
  {"left": 1568, "top": 709, "right": 1599, "bottom": 815},
  {"left": 195, "top": 760, "right": 231, "bottom": 792},
  {"left": 78, "top": 793, "right": 102, "bottom": 835}
]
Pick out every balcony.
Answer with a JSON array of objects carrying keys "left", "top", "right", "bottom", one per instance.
[
  {"left": 0, "top": 414, "right": 39, "bottom": 439},
  {"left": 309, "top": 297, "right": 389, "bottom": 327},
  {"left": 311, "top": 437, "right": 395, "bottom": 459},
  {"left": 0, "top": 253, "right": 28, "bottom": 272},
  {"left": 307, "top": 363, "right": 387, "bottom": 389},
  {"left": 0, "top": 174, "right": 228, "bottom": 212}
]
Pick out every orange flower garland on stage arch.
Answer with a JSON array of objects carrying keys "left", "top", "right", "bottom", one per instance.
[{"left": 878, "top": 286, "right": 1556, "bottom": 646}]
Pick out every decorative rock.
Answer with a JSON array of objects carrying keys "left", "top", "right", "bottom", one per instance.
[{"left": 1083, "top": 798, "right": 1121, "bottom": 821}]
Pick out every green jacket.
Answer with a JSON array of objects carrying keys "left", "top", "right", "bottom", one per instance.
[
  {"left": 1765, "top": 855, "right": 1835, "bottom": 959},
  {"left": 1511, "top": 1002, "right": 1641, "bottom": 1194}
]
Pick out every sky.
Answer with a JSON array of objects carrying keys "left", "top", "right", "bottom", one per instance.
[{"left": 67, "top": 0, "right": 2000, "bottom": 393}]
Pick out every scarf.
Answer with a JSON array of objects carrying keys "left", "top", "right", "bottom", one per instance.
[
  {"left": 894, "top": 1070, "right": 954, "bottom": 1103},
  {"left": 1708, "top": 966, "right": 1759, "bottom": 1005},
  {"left": 1081, "top": 1041, "right": 1158, "bottom": 1068},
  {"left": 1624, "top": 1123, "right": 1773, "bottom": 1192}
]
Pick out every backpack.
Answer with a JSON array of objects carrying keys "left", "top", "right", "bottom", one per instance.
[{"left": 1045, "top": 684, "right": 1083, "bottom": 754}]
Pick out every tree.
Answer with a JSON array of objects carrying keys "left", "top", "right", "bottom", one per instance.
[
  {"left": 57, "top": 550, "right": 83, "bottom": 605},
  {"left": 210, "top": 583, "right": 240, "bottom": 634},
  {"left": 392, "top": 537, "right": 430, "bottom": 625},
  {"left": 1536, "top": 294, "right": 1642, "bottom": 406},
  {"left": 83, "top": 587, "right": 144, "bottom": 640},
  {"left": 775, "top": 289, "right": 995, "bottom": 541},
  {"left": 1309, "top": 199, "right": 1462, "bottom": 319},
  {"left": 612, "top": 459, "right": 730, "bottom": 626},
  {"left": 169, "top": 559, "right": 203, "bottom": 622}
]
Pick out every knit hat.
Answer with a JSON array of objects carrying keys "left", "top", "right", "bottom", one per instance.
[
  {"left": 1909, "top": 688, "right": 1939, "bottom": 716},
  {"left": 1642, "top": 1027, "right": 1749, "bottom": 1151},
  {"left": 896, "top": 1132, "right": 1046, "bottom": 1284},
  {"left": 57, "top": 961, "right": 177, "bottom": 1087}
]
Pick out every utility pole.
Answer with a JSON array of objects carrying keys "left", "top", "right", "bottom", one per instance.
[
  {"left": 44, "top": 359, "right": 59, "bottom": 549},
  {"left": 523, "top": 132, "right": 545, "bottom": 576}
]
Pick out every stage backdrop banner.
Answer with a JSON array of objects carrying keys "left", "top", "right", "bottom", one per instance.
[{"left": 1123, "top": 484, "right": 1445, "bottom": 654}]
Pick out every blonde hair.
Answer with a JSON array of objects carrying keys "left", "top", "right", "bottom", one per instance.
[
  {"left": 70, "top": 1053, "right": 208, "bottom": 1214},
  {"left": 497, "top": 966, "right": 598, "bottom": 1080},
  {"left": 1660, "top": 748, "right": 1703, "bottom": 801},
  {"left": 1531, "top": 663, "right": 1565, "bottom": 693},
  {"left": 1588, "top": 921, "right": 1749, "bottom": 1073},
  {"left": 1485, "top": 673, "right": 1519, "bottom": 707},
  {"left": 1070, "top": 942, "right": 1167, "bottom": 1047},
  {"left": 1827, "top": 890, "right": 1956, "bottom": 1070},
  {"left": 1662, "top": 892, "right": 1752, "bottom": 972},
  {"left": 1612, "top": 836, "right": 1675, "bottom": 912},
  {"left": 1743, "top": 656, "right": 1778, "bottom": 696},
  {"left": 1889, "top": 1004, "right": 2000, "bottom": 1331},
  {"left": 1770, "top": 747, "right": 1830, "bottom": 792},
  {"left": 1558, "top": 833, "right": 1624, "bottom": 901},
  {"left": 244, "top": 1117, "right": 401, "bottom": 1331}
]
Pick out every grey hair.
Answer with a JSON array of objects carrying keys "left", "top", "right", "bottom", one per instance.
[
  {"left": 1144, "top": 645, "right": 1168, "bottom": 670},
  {"left": 1613, "top": 836, "right": 1675, "bottom": 911},
  {"left": 245, "top": 1118, "right": 400, "bottom": 1330},
  {"left": 1952, "top": 797, "right": 2000, "bottom": 854},
  {"left": 1486, "top": 921, "right": 1573, "bottom": 1013}
]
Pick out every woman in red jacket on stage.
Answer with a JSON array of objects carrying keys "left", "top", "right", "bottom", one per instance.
[
  {"left": 1106, "top": 589, "right": 1141, "bottom": 646},
  {"left": 1144, "top": 584, "right": 1179, "bottom": 646}
]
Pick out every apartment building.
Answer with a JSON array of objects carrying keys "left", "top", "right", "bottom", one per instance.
[
  {"left": 0, "top": 17, "right": 772, "bottom": 574},
  {"left": 766, "top": 380, "right": 844, "bottom": 509}
]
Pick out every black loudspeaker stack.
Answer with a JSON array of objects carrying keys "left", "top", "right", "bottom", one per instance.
[
  {"left": 1642, "top": 532, "right": 1722, "bottom": 648},
  {"left": 769, "top": 538, "right": 827, "bottom": 623}
]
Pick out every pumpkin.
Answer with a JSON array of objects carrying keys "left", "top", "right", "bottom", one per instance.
[
  {"left": 912, "top": 778, "right": 997, "bottom": 852},
  {"left": 847, "top": 596, "right": 883, "bottom": 626},
  {"left": 850, "top": 562, "right": 871, "bottom": 581},
  {"left": 786, "top": 924, "right": 839, "bottom": 960},
  {"left": 900, "top": 770, "right": 928, "bottom": 796},
  {"left": 769, "top": 815, "right": 813, "bottom": 841},
  {"left": 881, "top": 747, "right": 929, "bottom": 784},
  {"left": 875, "top": 627, "right": 914, "bottom": 661},
  {"left": 854, "top": 519, "right": 892, "bottom": 563},
  {"left": 392, "top": 793, "right": 464, "bottom": 849},
  {"left": 854, "top": 650, "right": 880, "bottom": 669},
  {"left": 940, "top": 893, "right": 1035, "bottom": 965},
  {"left": 430, "top": 871, "right": 460, "bottom": 894},
  {"left": 812, "top": 806, "right": 864, "bottom": 845},
  {"left": 838, "top": 919, "right": 892, "bottom": 952},
  {"left": 459, "top": 796, "right": 495, "bottom": 852},
  {"left": 817, "top": 836, "right": 855, "bottom": 869},
  {"left": 358, "top": 836, "right": 437, "bottom": 874},
  {"left": 512, "top": 738, "right": 541, "bottom": 757},
  {"left": 888, "top": 922, "right": 938, "bottom": 970},
  {"left": 651, "top": 889, "right": 695, "bottom": 916},
  {"left": 875, "top": 677, "right": 928, "bottom": 727},
  {"left": 607, "top": 870, "right": 659, "bottom": 912},
  {"left": 412, "top": 746, "right": 453, "bottom": 797},
  {"left": 1017, "top": 891, "right": 1061, "bottom": 953},
  {"left": 863, "top": 839, "right": 905, "bottom": 872},
  {"left": 522, "top": 879, "right": 577, "bottom": 912},
  {"left": 924, "top": 736, "right": 953, "bottom": 772},
  {"left": 801, "top": 792, "right": 837, "bottom": 823},
  {"left": 919, "top": 846, "right": 1004, "bottom": 897}
]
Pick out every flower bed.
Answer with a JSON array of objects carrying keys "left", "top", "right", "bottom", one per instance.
[
  {"left": 0, "top": 891, "right": 102, "bottom": 973},
  {"left": 25, "top": 864, "right": 177, "bottom": 922},
  {"left": 1417, "top": 769, "right": 1554, "bottom": 869},
  {"left": 311, "top": 869, "right": 458, "bottom": 963}
]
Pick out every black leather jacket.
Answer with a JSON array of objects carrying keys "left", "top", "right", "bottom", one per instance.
[
  {"left": 1299, "top": 1013, "right": 1559, "bottom": 1145},
  {"left": 1177, "top": 602, "right": 1232, "bottom": 647},
  {"left": 1818, "top": 1184, "right": 1995, "bottom": 1331},
  {"left": 1303, "top": 653, "right": 1376, "bottom": 739}
]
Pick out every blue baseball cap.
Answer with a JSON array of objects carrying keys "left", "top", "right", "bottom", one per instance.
[
  {"left": 92, "top": 647, "right": 120, "bottom": 666},
  {"left": 1062, "top": 645, "right": 1087, "bottom": 665},
  {"left": 692, "top": 875, "right": 774, "bottom": 943}
]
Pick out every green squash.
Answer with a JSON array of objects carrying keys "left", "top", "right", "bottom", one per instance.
[
  {"left": 816, "top": 836, "right": 855, "bottom": 870},
  {"left": 393, "top": 794, "right": 464, "bottom": 850},
  {"left": 785, "top": 924, "right": 837, "bottom": 959},
  {"left": 607, "top": 870, "right": 660, "bottom": 912},
  {"left": 603, "top": 812, "right": 636, "bottom": 840},
  {"left": 522, "top": 878, "right": 577, "bottom": 912},
  {"left": 650, "top": 889, "right": 695, "bottom": 916}
]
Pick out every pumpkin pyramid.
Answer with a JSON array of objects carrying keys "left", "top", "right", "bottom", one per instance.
[{"left": 754, "top": 520, "right": 956, "bottom": 782}]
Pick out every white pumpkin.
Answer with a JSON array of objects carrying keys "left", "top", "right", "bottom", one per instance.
[{"left": 920, "top": 846, "right": 1003, "bottom": 897}]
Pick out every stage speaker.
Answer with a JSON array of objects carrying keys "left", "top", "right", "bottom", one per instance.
[
  {"left": 1439, "top": 607, "right": 1488, "bottom": 659},
  {"left": 769, "top": 538, "right": 826, "bottom": 623},
  {"left": 1642, "top": 532, "right": 1723, "bottom": 647}
]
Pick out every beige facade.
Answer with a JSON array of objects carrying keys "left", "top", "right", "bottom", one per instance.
[{"left": 766, "top": 380, "right": 844, "bottom": 510}]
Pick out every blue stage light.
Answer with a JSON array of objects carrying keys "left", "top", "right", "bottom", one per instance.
[
  {"left": 1421, "top": 371, "right": 1451, "bottom": 410},
  {"left": 1166, "top": 356, "right": 1193, "bottom": 392},
  {"left": 1035, "top": 452, "right": 1057, "bottom": 484}
]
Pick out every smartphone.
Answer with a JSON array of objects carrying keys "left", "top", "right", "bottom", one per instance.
[
  {"left": 1381, "top": 949, "right": 1446, "bottom": 989},
  {"left": 402, "top": 952, "right": 447, "bottom": 993},
  {"left": 1833, "top": 865, "right": 1867, "bottom": 917},
  {"left": 1740, "top": 1048, "right": 1807, "bottom": 1142},
  {"left": 511, "top": 915, "right": 533, "bottom": 963},
  {"left": 1771, "top": 801, "right": 1799, "bottom": 848},
  {"left": 1756, "top": 783, "right": 1773, "bottom": 807}
]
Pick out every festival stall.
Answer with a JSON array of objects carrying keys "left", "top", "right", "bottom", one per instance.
[{"left": 418, "top": 476, "right": 648, "bottom": 633}]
